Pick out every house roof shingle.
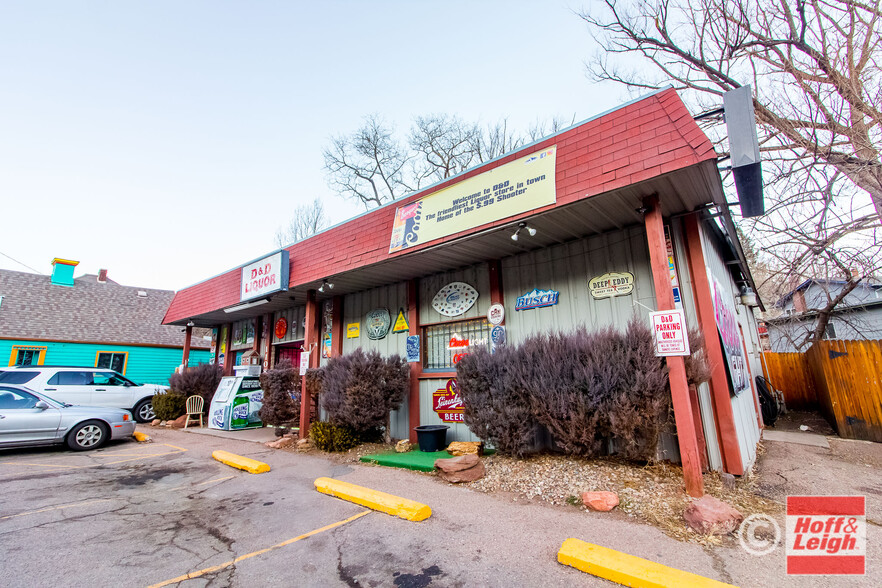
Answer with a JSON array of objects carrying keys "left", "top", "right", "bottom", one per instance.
[{"left": 0, "top": 269, "right": 210, "bottom": 348}]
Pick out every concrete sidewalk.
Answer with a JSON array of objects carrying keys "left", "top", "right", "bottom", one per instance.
[{"left": 175, "top": 425, "right": 279, "bottom": 444}]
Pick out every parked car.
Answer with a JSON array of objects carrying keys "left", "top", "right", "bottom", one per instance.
[
  {"left": 0, "top": 384, "right": 136, "bottom": 451},
  {"left": 0, "top": 366, "right": 165, "bottom": 423}
]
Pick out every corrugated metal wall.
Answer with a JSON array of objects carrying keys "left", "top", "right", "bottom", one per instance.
[
  {"left": 272, "top": 306, "right": 305, "bottom": 344},
  {"left": 501, "top": 225, "right": 655, "bottom": 340},
  {"left": 699, "top": 220, "right": 761, "bottom": 470},
  {"left": 668, "top": 218, "right": 722, "bottom": 471},
  {"left": 340, "top": 282, "right": 410, "bottom": 438},
  {"left": 418, "top": 264, "right": 491, "bottom": 443}
]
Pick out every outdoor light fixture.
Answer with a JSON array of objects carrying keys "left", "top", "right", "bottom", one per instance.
[
  {"left": 635, "top": 206, "right": 649, "bottom": 215},
  {"left": 223, "top": 299, "right": 269, "bottom": 313},
  {"left": 740, "top": 286, "right": 759, "bottom": 307},
  {"left": 318, "top": 279, "right": 334, "bottom": 293},
  {"left": 511, "top": 222, "right": 537, "bottom": 241},
  {"left": 186, "top": 320, "right": 195, "bottom": 327}
]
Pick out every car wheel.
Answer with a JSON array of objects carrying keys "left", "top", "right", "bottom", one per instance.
[
  {"left": 67, "top": 421, "right": 109, "bottom": 451},
  {"left": 133, "top": 398, "right": 154, "bottom": 423}
]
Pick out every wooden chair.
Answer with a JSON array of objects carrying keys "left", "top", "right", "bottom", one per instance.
[{"left": 184, "top": 395, "right": 204, "bottom": 429}]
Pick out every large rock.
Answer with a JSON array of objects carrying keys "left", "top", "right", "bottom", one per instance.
[
  {"left": 434, "top": 454, "right": 485, "bottom": 483},
  {"left": 265, "top": 436, "right": 296, "bottom": 449},
  {"left": 581, "top": 491, "right": 619, "bottom": 512},
  {"left": 684, "top": 495, "right": 744, "bottom": 535},
  {"left": 169, "top": 415, "right": 188, "bottom": 429},
  {"left": 446, "top": 441, "right": 483, "bottom": 456},
  {"left": 395, "top": 439, "right": 413, "bottom": 453}
]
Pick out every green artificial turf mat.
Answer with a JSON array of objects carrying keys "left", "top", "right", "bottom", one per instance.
[
  {"left": 359, "top": 449, "right": 449, "bottom": 472},
  {"left": 359, "top": 447, "right": 496, "bottom": 472}
]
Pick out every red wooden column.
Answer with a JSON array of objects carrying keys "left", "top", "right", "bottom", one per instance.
[
  {"left": 407, "top": 279, "right": 421, "bottom": 443},
  {"left": 299, "top": 289, "right": 319, "bottom": 439},
  {"left": 488, "top": 260, "right": 504, "bottom": 306},
  {"left": 682, "top": 212, "right": 745, "bottom": 475},
  {"left": 643, "top": 195, "right": 704, "bottom": 497},
  {"left": 182, "top": 325, "right": 192, "bottom": 370},
  {"left": 262, "top": 312, "right": 273, "bottom": 370},
  {"left": 331, "top": 295, "right": 344, "bottom": 357},
  {"left": 223, "top": 325, "right": 234, "bottom": 377}
]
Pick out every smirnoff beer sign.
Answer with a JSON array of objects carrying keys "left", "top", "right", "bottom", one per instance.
[{"left": 433, "top": 379, "right": 464, "bottom": 423}]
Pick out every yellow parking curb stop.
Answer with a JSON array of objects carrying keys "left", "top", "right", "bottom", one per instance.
[
  {"left": 133, "top": 431, "right": 151, "bottom": 442},
  {"left": 314, "top": 477, "right": 431, "bottom": 522},
  {"left": 212, "top": 450, "right": 270, "bottom": 474},
  {"left": 557, "top": 538, "right": 736, "bottom": 588}
]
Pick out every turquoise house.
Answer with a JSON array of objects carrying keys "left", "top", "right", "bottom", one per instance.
[{"left": 0, "top": 260, "right": 210, "bottom": 385}]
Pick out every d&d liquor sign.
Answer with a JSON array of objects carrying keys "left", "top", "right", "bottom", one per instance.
[{"left": 433, "top": 379, "right": 464, "bottom": 423}]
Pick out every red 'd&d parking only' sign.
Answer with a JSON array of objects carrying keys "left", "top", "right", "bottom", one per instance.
[{"left": 648, "top": 309, "right": 690, "bottom": 356}]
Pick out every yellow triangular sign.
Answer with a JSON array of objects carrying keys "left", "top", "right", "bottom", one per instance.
[{"left": 392, "top": 308, "right": 409, "bottom": 333}]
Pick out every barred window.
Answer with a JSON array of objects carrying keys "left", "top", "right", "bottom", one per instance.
[{"left": 423, "top": 318, "right": 492, "bottom": 370}]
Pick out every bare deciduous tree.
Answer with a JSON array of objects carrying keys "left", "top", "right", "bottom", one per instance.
[
  {"left": 580, "top": 0, "right": 882, "bottom": 345},
  {"left": 323, "top": 113, "right": 568, "bottom": 210},
  {"left": 274, "top": 197, "right": 330, "bottom": 248}
]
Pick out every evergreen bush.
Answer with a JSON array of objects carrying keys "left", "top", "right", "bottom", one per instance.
[
  {"left": 455, "top": 317, "right": 711, "bottom": 462},
  {"left": 152, "top": 389, "right": 187, "bottom": 421},
  {"left": 309, "top": 421, "right": 360, "bottom": 452},
  {"left": 168, "top": 363, "right": 223, "bottom": 408},
  {"left": 319, "top": 349, "right": 408, "bottom": 440},
  {"left": 258, "top": 360, "right": 300, "bottom": 428}
]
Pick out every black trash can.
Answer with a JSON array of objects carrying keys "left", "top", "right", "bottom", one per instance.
[{"left": 414, "top": 425, "right": 449, "bottom": 452}]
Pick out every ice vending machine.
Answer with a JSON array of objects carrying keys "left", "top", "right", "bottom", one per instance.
[{"left": 208, "top": 375, "right": 264, "bottom": 430}]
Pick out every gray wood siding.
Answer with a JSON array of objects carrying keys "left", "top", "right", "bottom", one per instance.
[
  {"left": 419, "top": 264, "right": 492, "bottom": 325},
  {"left": 272, "top": 306, "right": 305, "bottom": 344},
  {"left": 500, "top": 225, "right": 656, "bottom": 343},
  {"left": 338, "top": 282, "right": 411, "bottom": 438},
  {"left": 699, "top": 220, "right": 761, "bottom": 470},
  {"left": 669, "top": 218, "right": 722, "bottom": 471}
]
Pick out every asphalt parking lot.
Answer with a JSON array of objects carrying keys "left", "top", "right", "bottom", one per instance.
[{"left": 1, "top": 428, "right": 876, "bottom": 587}]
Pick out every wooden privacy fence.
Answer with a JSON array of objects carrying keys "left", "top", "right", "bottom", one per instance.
[
  {"left": 760, "top": 352, "right": 817, "bottom": 410},
  {"left": 762, "top": 340, "right": 882, "bottom": 442}
]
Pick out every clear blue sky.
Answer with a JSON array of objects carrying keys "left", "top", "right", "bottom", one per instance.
[{"left": 1, "top": 1, "right": 628, "bottom": 290}]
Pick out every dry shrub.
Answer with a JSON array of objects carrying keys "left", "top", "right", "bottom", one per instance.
[
  {"left": 319, "top": 349, "right": 408, "bottom": 439},
  {"left": 456, "top": 344, "right": 537, "bottom": 457},
  {"left": 258, "top": 359, "right": 300, "bottom": 427},
  {"left": 168, "top": 363, "right": 223, "bottom": 408},
  {"left": 456, "top": 317, "right": 710, "bottom": 461}
]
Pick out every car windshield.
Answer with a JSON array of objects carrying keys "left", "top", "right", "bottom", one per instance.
[{"left": 26, "top": 388, "right": 68, "bottom": 408}]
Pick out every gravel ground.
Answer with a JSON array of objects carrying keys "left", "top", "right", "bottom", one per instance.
[{"left": 317, "top": 441, "right": 782, "bottom": 546}]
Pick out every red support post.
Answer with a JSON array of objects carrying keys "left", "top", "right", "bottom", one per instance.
[
  {"left": 682, "top": 212, "right": 745, "bottom": 475},
  {"left": 299, "top": 289, "right": 319, "bottom": 439},
  {"left": 643, "top": 195, "right": 704, "bottom": 497},
  {"left": 407, "top": 279, "right": 421, "bottom": 443},
  {"left": 182, "top": 325, "right": 192, "bottom": 371},
  {"left": 331, "top": 295, "right": 344, "bottom": 357},
  {"left": 223, "top": 325, "right": 233, "bottom": 377},
  {"left": 262, "top": 312, "right": 273, "bottom": 370}
]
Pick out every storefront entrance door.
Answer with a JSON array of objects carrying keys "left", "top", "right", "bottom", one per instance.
[{"left": 275, "top": 344, "right": 302, "bottom": 368}]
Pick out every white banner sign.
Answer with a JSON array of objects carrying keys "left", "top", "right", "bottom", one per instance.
[
  {"left": 299, "top": 351, "right": 310, "bottom": 376},
  {"left": 240, "top": 251, "right": 289, "bottom": 302}
]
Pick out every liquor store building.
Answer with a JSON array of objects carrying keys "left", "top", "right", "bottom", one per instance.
[{"left": 163, "top": 88, "right": 765, "bottom": 494}]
